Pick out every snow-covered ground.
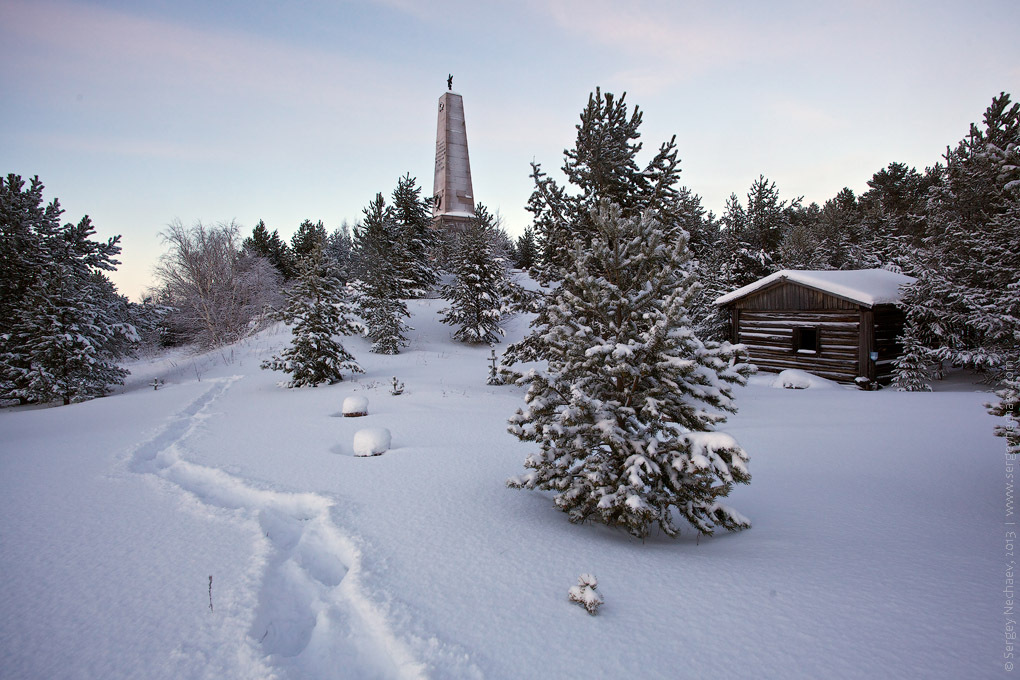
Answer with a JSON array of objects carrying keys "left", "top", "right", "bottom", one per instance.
[{"left": 0, "top": 298, "right": 1008, "bottom": 679}]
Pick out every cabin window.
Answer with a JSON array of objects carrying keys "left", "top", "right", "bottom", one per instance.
[{"left": 793, "top": 327, "right": 820, "bottom": 354}]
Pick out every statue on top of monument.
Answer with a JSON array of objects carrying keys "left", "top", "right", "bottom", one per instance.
[{"left": 447, "top": 74, "right": 453, "bottom": 91}]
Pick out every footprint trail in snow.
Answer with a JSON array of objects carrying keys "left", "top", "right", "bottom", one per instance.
[{"left": 128, "top": 377, "right": 433, "bottom": 679}]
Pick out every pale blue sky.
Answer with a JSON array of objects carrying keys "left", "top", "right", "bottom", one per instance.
[{"left": 3, "top": 0, "right": 1018, "bottom": 298}]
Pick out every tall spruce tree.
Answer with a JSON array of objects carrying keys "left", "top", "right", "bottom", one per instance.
[
  {"left": 261, "top": 249, "right": 362, "bottom": 387},
  {"left": 506, "top": 201, "right": 753, "bottom": 538},
  {"left": 391, "top": 173, "right": 438, "bottom": 297},
  {"left": 439, "top": 206, "right": 511, "bottom": 344},
  {"left": 352, "top": 193, "right": 411, "bottom": 354}
]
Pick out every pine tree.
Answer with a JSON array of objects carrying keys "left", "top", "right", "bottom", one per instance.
[
  {"left": 352, "top": 193, "right": 411, "bottom": 354},
  {"left": 323, "top": 222, "right": 354, "bottom": 284},
  {"left": 514, "top": 226, "right": 538, "bottom": 270},
  {"left": 895, "top": 93, "right": 1020, "bottom": 381},
  {"left": 439, "top": 209, "right": 510, "bottom": 344},
  {"left": 1, "top": 175, "right": 60, "bottom": 331},
  {"left": 290, "top": 219, "right": 327, "bottom": 264},
  {"left": 506, "top": 201, "right": 753, "bottom": 538},
  {"left": 858, "top": 162, "right": 932, "bottom": 269},
  {"left": 390, "top": 173, "right": 438, "bottom": 297},
  {"left": 243, "top": 220, "right": 295, "bottom": 280},
  {"left": 261, "top": 250, "right": 362, "bottom": 387},
  {"left": 527, "top": 88, "right": 700, "bottom": 280},
  {"left": 1, "top": 208, "right": 136, "bottom": 405},
  {"left": 988, "top": 363, "right": 1020, "bottom": 457},
  {"left": 815, "top": 188, "right": 871, "bottom": 269}
]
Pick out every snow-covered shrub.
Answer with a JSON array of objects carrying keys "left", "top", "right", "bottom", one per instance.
[
  {"left": 568, "top": 574, "right": 603, "bottom": 615},
  {"left": 854, "top": 377, "right": 876, "bottom": 391},
  {"left": 486, "top": 349, "right": 504, "bottom": 386},
  {"left": 390, "top": 377, "right": 405, "bottom": 395},
  {"left": 353, "top": 428, "right": 390, "bottom": 457},
  {"left": 343, "top": 395, "right": 369, "bottom": 417}
]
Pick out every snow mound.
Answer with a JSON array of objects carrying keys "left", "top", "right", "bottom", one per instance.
[
  {"left": 343, "top": 395, "right": 369, "bottom": 417},
  {"left": 353, "top": 428, "right": 391, "bottom": 457},
  {"left": 770, "top": 369, "right": 840, "bottom": 390}
]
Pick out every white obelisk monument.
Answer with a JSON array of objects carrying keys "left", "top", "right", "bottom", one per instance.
[{"left": 432, "top": 75, "right": 475, "bottom": 233}]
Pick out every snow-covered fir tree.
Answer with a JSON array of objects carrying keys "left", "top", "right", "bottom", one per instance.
[
  {"left": 894, "top": 93, "right": 1020, "bottom": 387},
  {"left": 505, "top": 201, "right": 753, "bottom": 539},
  {"left": 0, "top": 189, "right": 137, "bottom": 405},
  {"left": 390, "top": 174, "right": 438, "bottom": 298},
  {"left": 352, "top": 193, "right": 411, "bottom": 354},
  {"left": 439, "top": 206, "right": 511, "bottom": 344},
  {"left": 261, "top": 249, "right": 362, "bottom": 387}
]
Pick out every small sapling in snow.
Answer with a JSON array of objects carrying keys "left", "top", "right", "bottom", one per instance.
[
  {"left": 486, "top": 348, "right": 504, "bottom": 386},
  {"left": 208, "top": 575, "right": 214, "bottom": 612},
  {"left": 568, "top": 573, "right": 603, "bottom": 615},
  {"left": 150, "top": 378, "right": 164, "bottom": 390},
  {"left": 391, "top": 377, "right": 405, "bottom": 395}
]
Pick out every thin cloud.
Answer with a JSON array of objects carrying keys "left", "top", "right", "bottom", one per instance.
[
  {"left": 531, "top": 0, "right": 784, "bottom": 81},
  {"left": 23, "top": 131, "right": 234, "bottom": 163},
  {"left": 2, "top": 0, "right": 397, "bottom": 120}
]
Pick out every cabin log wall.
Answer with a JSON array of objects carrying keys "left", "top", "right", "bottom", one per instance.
[{"left": 736, "top": 310, "right": 861, "bottom": 382}]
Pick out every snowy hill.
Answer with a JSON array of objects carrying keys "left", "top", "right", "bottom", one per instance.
[{"left": 0, "top": 297, "right": 1007, "bottom": 679}]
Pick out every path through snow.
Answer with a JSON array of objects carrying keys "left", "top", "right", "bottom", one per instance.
[{"left": 127, "top": 376, "right": 429, "bottom": 679}]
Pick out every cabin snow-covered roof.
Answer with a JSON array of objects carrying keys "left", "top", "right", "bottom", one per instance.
[{"left": 714, "top": 269, "right": 916, "bottom": 308}]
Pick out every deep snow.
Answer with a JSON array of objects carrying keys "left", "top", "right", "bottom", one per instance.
[{"left": 0, "top": 296, "right": 1009, "bottom": 679}]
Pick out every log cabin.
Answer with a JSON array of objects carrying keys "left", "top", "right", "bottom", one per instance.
[{"left": 714, "top": 269, "right": 916, "bottom": 384}]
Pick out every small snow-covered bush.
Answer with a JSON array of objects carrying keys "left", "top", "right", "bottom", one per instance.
[
  {"left": 854, "top": 376, "right": 877, "bottom": 391},
  {"left": 486, "top": 348, "right": 504, "bottom": 386},
  {"left": 343, "top": 395, "right": 369, "bottom": 417},
  {"left": 568, "top": 573, "right": 603, "bottom": 615},
  {"left": 353, "top": 428, "right": 390, "bottom": 457}
]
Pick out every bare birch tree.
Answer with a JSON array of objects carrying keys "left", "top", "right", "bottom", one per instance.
[{"left": 152, "top": 220, "right": 281, "bottom": 348}]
